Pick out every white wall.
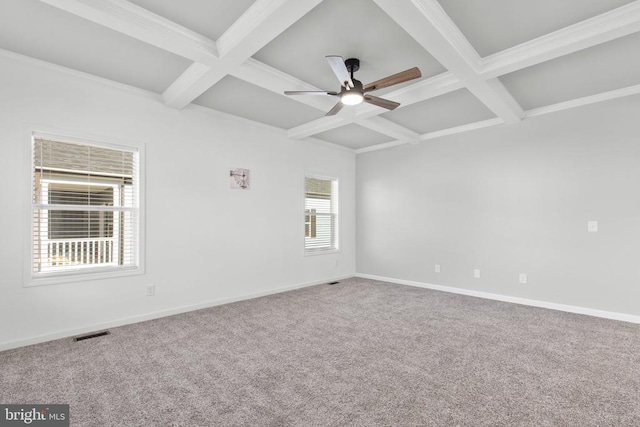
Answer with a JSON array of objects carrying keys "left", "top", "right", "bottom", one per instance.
[
  {"left": 0, "top": 53, "right": 356, "bottom": 350},
  {"left": 357, "top": 94, "right": 640, "bottom": 318}
]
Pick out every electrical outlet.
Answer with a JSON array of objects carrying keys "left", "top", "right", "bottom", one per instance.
[
  {"left": 435, "top": 264, "right": 441, "bottom": 273},
  {"left": 146, "top": 284, "right": 155, "bottom": 296},
  {"left": 473, "top": 269, "right": 480, "bottom": 278},
  {"left": 519, "top": 273, "right": 527, "bottom": 284},
  {"left": 588, "top": 221, "right": 598, "bottom": 232}
]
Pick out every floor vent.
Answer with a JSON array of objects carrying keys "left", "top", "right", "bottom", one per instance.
[
  {"left": 328, "top": 281, "right": 340, "bottom": 285},
  {"left": 73, "top": 331, "right": 110, "bottom": 342}
]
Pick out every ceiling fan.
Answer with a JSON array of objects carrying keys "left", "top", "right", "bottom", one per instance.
[{"left": 284, "top": 56, "right": 421, "bottom": 116}]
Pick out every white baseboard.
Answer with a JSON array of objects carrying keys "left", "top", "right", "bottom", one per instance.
[
  {"left": 356, "top": 273, "right": 640, "bottom": 324},
  {"left": 0, "top": 275, "right": 351, "bottom": 352}
]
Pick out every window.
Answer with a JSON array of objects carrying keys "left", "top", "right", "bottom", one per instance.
[
  {"left": 29, "top": 134, "right": 142, "bottom": 283},
  {"left": 304, "top": 175, "right": 338, "bottom": 253}
]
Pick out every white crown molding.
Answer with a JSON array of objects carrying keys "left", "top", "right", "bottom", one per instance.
[
  {"left": 355, "top": 117, "right": 505, "bottom": 154},
  {"left": 357, "top": 273, "right": 640, "bottom": 324},
  {"left": 355, "top": 140, "right": 408, "bottom": 155},
  {"left": 40, "top": 0, "right": 219, "bottom": 64},
  {"left": 302, "top": 136, "right": 358, "bottom": 154},
  {"left": 420, "top": 117, "right": 504, "bottom": 141},
  {"left": 0, "top": 47, "right": 162, "bottom": 101},
  {"left": 187, "top": 102, "right": 288, "bottom": 135},
  {"left": 481, "top": 1, "right": 640, "bottom": 79},
  {"left": 524, "top": 84, "right": 640, "bottom": 119},
  {"left": 187, "top": 103, "right": 355, "bottom": 155}
]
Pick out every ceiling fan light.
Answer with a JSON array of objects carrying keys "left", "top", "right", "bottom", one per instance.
[{"left": 341, "top": 91, "right": 363, "bottom": 105}]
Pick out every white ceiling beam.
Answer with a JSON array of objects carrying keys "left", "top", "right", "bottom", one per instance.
[
  {"left": 163, "top": 63, "right": 230, "bottom": 108},
  {"left": 299, "top": 0, "right": 640, "bottom": 147},
  {"left": 215, "top": 0, "right": 318, "bottom": 61},
  {"left": 287, "top": 116, "right": 353, "bottom": 140},
  {"left": 524, "top": 83, "right": 640, "bottom": 119},
  {"left": 373, "top": 0, "right": 523, "bottom": 124},
  {"left": 39, "top": 0, "right": 218, "bottom": 64},
  {"left": 355, "top": 140, "right": 408, "bottom": 154},
  {"left": 420, "top": 117, "right": 504, "bottom": 141},
  {"left": 231, "top": 58, "right": 338, "bottom": 112},
  {"left": 379, "top": 71, "right": 463, "bottom": 108},
  {"left": 481, "top": 1, "right": 640, "bottom": 79},
  {"left": 355, "top": 116, "right": 420, "bottom": 143},
  {"left": 163, "top": 0, "right": 323, "bottom": 108},
  {"left": 354, "top": 72, "right": 462, "bottom": 120},
  {"left": 37, "top": 0, "right": 640, "bottom": 154},
  {"left": 40, "top": 0, "right": 461, "bottom": 144},
  {"left": 263, "top": 0, "right": 640, "bottom": 147}
]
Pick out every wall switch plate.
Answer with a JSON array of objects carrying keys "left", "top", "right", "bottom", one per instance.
[
  {"left": 434, "top": 264, "right": 441, "bottom": 273},
  {"left": 146, "top": 284, "right": 155, "bottom": 296},
  {"left": 519, "top": 273, "right": 527, "bottom": 284},
  {"left": 588, "top": 221, "right": 598, "bottom": 232},
  {"left": 473, "top": 269, "right": 480, "bottom": 278}
]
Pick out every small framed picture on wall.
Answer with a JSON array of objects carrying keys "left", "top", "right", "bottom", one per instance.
[{"left": 230, "top": 168, "right": 250, "bottom": 189}]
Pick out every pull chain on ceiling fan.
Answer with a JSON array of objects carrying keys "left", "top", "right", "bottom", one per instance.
[{"left": 285, "top": 56, "right": 421, "bottom": 116}]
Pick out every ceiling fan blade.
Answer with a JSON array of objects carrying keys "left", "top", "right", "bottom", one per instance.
[
  {"left": 326, "top": 55, "right": 354, "bottom": 88},
  {"left": 325, "top": 101, "right": 345, "bottom": 116},
  {"left": 364, "top": 95, "right": 400, "bottom": 110},
  {"left": 284, "top": 90, "right": 338, "bottom": 96},
  {"left": 363, "top": 67, "right": 422, "bottom": 92}
]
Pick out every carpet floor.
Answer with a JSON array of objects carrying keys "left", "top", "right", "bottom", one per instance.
[{"left": 1, "top": 277, "right": 639, "bottom": 426}]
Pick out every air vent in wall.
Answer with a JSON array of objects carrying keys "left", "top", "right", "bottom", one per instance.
[{"left": 73, "top": 331, "right": 110, "bottom": 342}]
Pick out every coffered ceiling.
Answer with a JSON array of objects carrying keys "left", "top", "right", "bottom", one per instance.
[{"left": 2, "top": 0, "right": 640, "bottom": 153}]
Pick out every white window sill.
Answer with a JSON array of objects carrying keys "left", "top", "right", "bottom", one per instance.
[
  {"left": 24, "top": 265, "right": 144, "bottom": 287},
  {"left": 304, "top": 248, "right": 341, "bottom": 257}
]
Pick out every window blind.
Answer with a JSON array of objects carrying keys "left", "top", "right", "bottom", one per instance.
[
  {"left": 32, "top": 137, "right": 139, "bottom": 276},
  {"left": 304, "top": 176, "right": 338, "bottom": 252}
]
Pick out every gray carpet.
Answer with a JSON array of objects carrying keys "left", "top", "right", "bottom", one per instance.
[{"left": 1, "top": 277, "right": 639, "bottom": 426}]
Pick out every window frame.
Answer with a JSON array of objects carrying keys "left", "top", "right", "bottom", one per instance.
[
  {"left": 23, "top": 127, "right": 146, "bottom": 287},
  {"left": 303, "top": 173, "right": 340, "bottom": 256}
]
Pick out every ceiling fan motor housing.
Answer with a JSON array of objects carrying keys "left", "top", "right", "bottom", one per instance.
[
  {"left": 345, "top": 58, "right": 360, "bottom": 74},
  {"left": 341, "top": 79, "right": 363, "bottom": 94}
]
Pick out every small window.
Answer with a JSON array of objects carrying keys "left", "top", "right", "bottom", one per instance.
[
  {"left": 29, "top": 134, "right": 142, "bottom": 284},
  {"left": 304, "top": 175, "right": 338, "bottom": 253}
]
